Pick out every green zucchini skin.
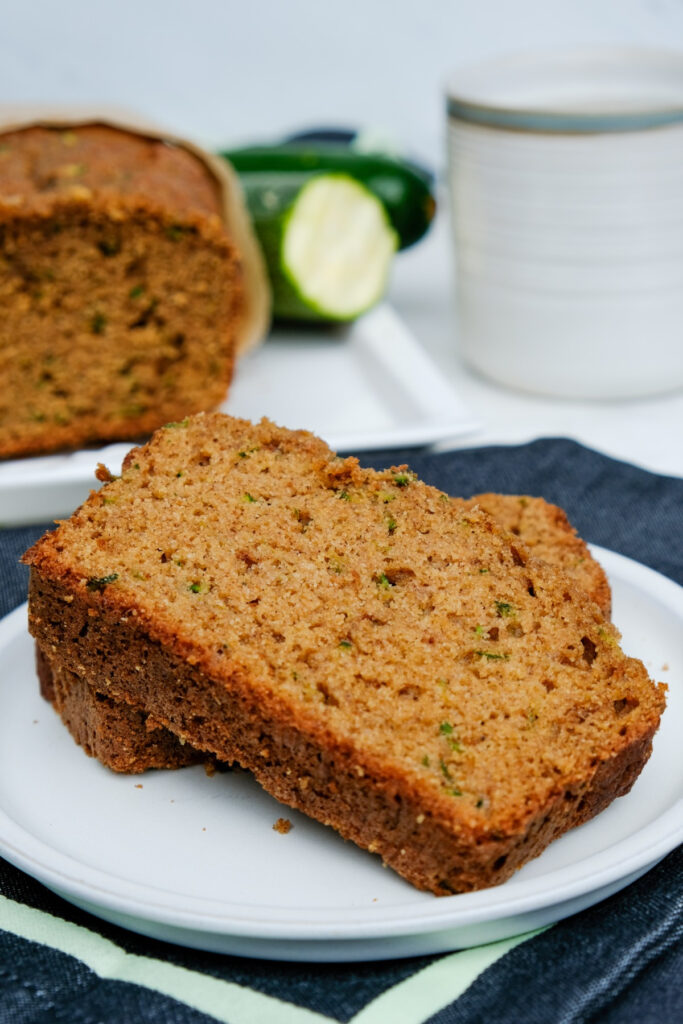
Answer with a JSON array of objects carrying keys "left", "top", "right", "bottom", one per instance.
[{"left": 220, "top": 144, "right": 436, "bottom": 250}]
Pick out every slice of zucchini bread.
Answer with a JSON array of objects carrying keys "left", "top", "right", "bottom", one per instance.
[
  {"left": 24, "top": 413, "right": 666, "bottom": 894},
  {"left": 0, "top": 120, "right": 269, "bottom": 459},
  {"left": 35, "top": 490, "right": 613, "bottom": 774}
]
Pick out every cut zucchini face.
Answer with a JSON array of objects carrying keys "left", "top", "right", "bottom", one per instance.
[{"left": 280, "top": 173, "right": 398, "bottom": 321}]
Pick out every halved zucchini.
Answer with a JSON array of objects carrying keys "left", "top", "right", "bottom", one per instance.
[{"left": 241, "top": 171, "right": 398, "bottom": 322}]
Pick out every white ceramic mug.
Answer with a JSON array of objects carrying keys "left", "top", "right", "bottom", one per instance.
[{"left": 446, "top": 48, "right": 683, "bottom": 399}]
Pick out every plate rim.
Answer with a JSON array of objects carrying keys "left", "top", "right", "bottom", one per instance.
[{"left": 0, "top": 547, "right": 681, "bottom": 942}]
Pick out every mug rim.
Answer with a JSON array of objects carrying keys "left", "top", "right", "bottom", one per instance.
[{"left": 445, "top": 46, "right": 683, "bottom": 133}]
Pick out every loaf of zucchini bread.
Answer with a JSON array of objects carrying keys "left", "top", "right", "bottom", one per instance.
[
  {"left": 36, "top": 489, "right": 613, "bottom": 774},
  {"left": 24, "top": 413, "right": 665, "bottom": 894},
  {"left": 0, "top": 119, "right": 269, "bottom": 459}
]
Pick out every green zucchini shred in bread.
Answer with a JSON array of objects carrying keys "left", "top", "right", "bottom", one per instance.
[{"left": 25, "top": 413, "right": 666, "bottom": 895}]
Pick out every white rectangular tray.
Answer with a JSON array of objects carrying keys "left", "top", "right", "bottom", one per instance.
[{"left": 0, "top": 305, "right": 478, "bottom": 526}]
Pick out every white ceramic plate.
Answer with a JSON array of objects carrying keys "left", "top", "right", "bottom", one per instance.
[
  {"left": 0, "top": 305, "right": 477, "bottom": 526},
  {"left": 0, "top": 547, "right": 681, "bottom": 962}
]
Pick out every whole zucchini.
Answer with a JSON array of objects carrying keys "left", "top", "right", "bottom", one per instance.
[{"left": 221, "top": 143, "right": 436, "bottom": 250}]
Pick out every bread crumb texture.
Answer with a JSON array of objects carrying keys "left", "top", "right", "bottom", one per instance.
[
  {"left": 25, "top": 413, "right": 666, "bottom": 894},
  {"left": 463, "top": 493, "right": 611, "bottom": 618},
  {"left": 0, "top": 126, "right": 243, "bottom": 459}
]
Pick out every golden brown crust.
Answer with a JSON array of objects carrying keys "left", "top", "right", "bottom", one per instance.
[
  {"left": 36, "top": 645, "right": 201, "bottom": 773},
  {"left": 24, "top": 413, "right": 666, "bottom": 894},
  {"left": 0, "top": 124, "right": 224, "bottom": 218}
]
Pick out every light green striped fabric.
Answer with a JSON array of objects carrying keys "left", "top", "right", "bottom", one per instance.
[{"left": 0, "top": 893, "right": 543, "bottom": 1024}]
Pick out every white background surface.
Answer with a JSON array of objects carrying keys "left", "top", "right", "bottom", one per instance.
[
  {"left": 1, "top": 0, "right": 682, "bottom": 477},
  {"left": 4, "top": 0, "right": 683, "bottom": 165}
]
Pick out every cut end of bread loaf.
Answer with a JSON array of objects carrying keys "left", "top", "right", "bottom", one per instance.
[
  {"left": 0, "top": 123, "right": 268, "bottom": 460},
  {"left": 24, "top": 413, "right": 666, "bottom": 894},
  {"left": 0, "top": 199, "right": 242, "bottom": 458}
]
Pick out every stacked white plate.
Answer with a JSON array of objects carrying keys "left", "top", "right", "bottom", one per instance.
[{"left": 446, "top": 48, "right": 683, "bottom": 399}]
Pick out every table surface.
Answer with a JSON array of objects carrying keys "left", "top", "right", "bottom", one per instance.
[{"left": 388, "top": 200, "right": 683, "bottom": 480}]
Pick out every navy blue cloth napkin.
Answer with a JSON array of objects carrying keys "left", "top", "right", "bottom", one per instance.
[{"left": 0, "top": 438, "right": 681, "bottom": 1024}]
